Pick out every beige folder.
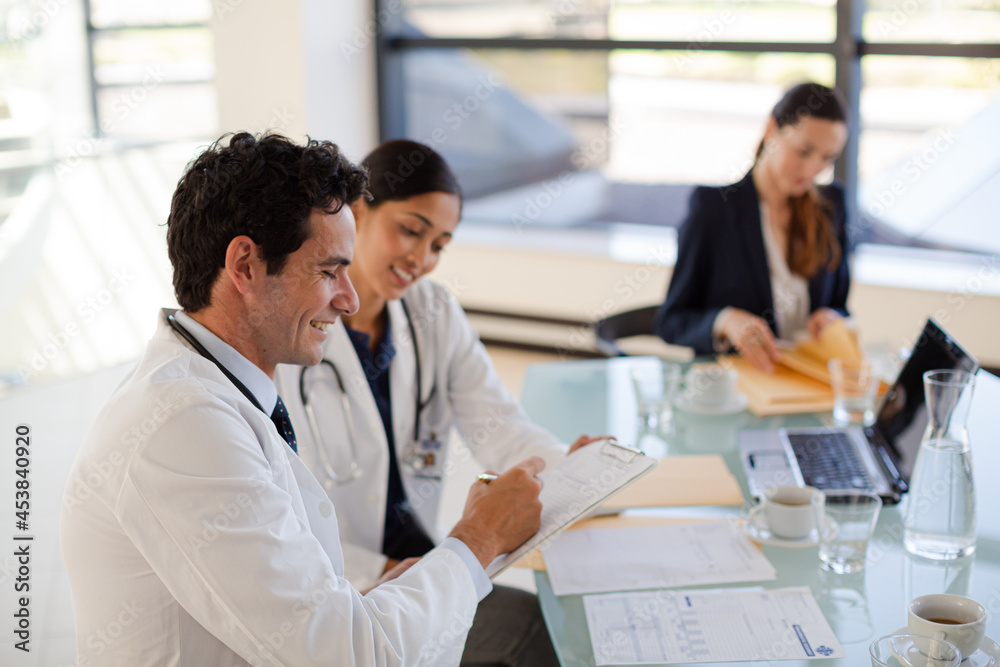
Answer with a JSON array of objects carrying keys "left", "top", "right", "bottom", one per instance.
[
  {"left": 598, "top": 454, "right": 744, "bottom": 511},
  {"left": 723, "top": 319, "right": 880, "bottom": 416},
  {"left": 726, "top": 356, "right": 836, "bottom": 416}
]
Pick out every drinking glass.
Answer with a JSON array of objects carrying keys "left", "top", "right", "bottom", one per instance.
[
  {"left": 819, "top": 489, "right": 882, "bottom": 574},
  {"left": 630, "top": 362, "right": 682, "bottom": 434},
  {"left": 828, "top": 358, "right": 880, "bottom": 426}
]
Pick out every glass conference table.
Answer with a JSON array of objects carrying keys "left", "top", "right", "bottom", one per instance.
[{"left": 519, "top": 356, "right": 1000, "bottom": 667}]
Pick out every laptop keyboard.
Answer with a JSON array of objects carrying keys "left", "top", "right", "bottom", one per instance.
[{"left": 787, "top": 432, "right": 874, "bottom": 490}]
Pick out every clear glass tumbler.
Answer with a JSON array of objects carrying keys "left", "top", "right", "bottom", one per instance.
[
  {"left": 630, "top": 362, "right": 681, "bottom": 434},
  {"left": 819, "top": 489, "right": 882, "bottom": 574},
  {"left": 904, "top": 369, "right": 977, "bottom": 560},
  {"left": 828, "top": 358, "right": 880, "bottom": 426}
]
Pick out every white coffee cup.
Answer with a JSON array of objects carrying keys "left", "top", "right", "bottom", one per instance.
[
  {"left": 684, "top": 363, "right": 738, "bottom": 407},
  {"left": 908, "top": 594, "right": 987, "bottom": 659},
  {"left": 762, "top": 485, "right": 824, "bottom": 540}
]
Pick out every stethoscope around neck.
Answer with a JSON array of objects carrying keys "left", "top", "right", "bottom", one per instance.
[{"left": 298, "top": 299, "right": 436, "bottom": 487}]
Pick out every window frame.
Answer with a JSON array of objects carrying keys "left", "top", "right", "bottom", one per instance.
[{"left": 374, "top": 0, "right": 1000, "bottom": 227}]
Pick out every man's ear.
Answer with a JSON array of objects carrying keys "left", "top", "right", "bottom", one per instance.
[{"left": 224, "top": 235, "right": 262, "bottom": 296}]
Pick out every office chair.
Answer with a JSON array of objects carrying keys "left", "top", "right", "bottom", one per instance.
[{"left": 592, "top": 305, "right": 659, "bottom": 357}]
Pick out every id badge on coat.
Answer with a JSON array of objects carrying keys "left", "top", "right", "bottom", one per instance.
[{"left": 403, "top": 436, "right": 444, "bottom": 480}]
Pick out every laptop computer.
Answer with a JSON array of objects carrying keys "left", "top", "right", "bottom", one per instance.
[{"left": 739, "top": 319, "right": 979, "bottom": 504}]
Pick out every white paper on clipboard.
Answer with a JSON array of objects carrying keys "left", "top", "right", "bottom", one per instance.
[{"left": 485, "top": 439, "right": 657, "bottom": 578}]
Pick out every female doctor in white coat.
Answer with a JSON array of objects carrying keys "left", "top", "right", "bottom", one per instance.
[{"left": 277, "top": 139, "right": 597, "bottom": 667}]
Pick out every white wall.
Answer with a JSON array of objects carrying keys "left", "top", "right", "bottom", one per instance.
[{"left": 211, "top": 0, "right": 377, "bottom": 159}]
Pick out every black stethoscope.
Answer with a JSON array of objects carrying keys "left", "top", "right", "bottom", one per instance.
[
  {"left": 166, "top": 312, "right": 266, "bottom": 414},
  {"left": 298, "top": 299, "right": 439, "bottom": 486}
]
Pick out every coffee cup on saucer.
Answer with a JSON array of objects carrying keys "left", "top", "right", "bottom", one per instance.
[
  {"left": 762, "top": 485, "right": 824, "bottom": 540},
  {"left": 908, "top": 593, "right": 987, "bottom": 659},
  {"left": 683, "top": 363, "right": 739, "bottom": 408}
]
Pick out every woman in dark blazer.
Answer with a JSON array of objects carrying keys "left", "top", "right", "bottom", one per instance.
[{"left": 655, "top": 83, "right": 851, "bottom": 372}]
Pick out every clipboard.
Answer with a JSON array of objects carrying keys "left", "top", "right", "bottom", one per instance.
[{"left": 485, "top": 438, "right": 658, "bottom": 578}]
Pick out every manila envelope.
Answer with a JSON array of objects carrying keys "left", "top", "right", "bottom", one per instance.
[{"left": 599, "top": 454, "right": 744, "bottom": 511}]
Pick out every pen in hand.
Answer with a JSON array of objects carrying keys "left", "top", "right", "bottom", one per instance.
[{"left": 477, "top": 473, "right": 499, "bottom": 484}]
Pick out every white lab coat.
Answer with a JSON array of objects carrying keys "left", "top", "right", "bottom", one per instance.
[
  {"left": 60, "top": 311, "right": 480, "bottom": 666},
  {"left": 276, "top": 280, "right": 567, "bottom": 588}
]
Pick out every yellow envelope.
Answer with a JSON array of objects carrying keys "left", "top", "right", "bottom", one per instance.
[
  {"left": 600, "top": 454, "right": 744, "bottom": 511},
  {"left": 778, "top": 319, "right": 862, "bottom": 384}
]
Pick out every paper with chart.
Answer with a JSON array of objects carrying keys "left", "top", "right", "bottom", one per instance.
[
  {"left": 485, "top": 439, "right": 657, "bottom": 577},
  {"left": 543, "top": 520, "right": 776, "bottom": 595},
  {"left": 584, "top": 586, "right": 844, "bottom": 665}
]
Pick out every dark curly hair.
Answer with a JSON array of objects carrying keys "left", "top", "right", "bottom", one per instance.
[{"left": 166, "top": 132, "right": 368, "bottom": 312}]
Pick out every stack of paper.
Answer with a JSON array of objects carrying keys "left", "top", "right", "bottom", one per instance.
[
  {"left": 516, "top": 515, "right": 707, "bottom": 571},
  {"left": 485, "top": 438, "right": 657, "bottom": 578},
  {"left": 584, "top": 586, "right": 844, "bottom": 665},
  {"left": 541, "top": 520, "right": 776, "bottom": 595}
]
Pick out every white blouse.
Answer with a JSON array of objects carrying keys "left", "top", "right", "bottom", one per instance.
[{"left": 759, "top": 202, "right": 810, "bottom": 339}]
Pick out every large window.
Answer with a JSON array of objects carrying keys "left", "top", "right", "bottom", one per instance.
[
  {"left": 88, "top": 0, "right": 218, "bottom": 141},
  {"left": 378, "top": 0, "right": 1000, "bottom": 256}
]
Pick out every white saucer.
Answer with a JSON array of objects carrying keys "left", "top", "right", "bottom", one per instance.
[
  {"left": 742, "top": 505, "right": 832, "bottom": 548},
  {"left": 674, "top": 392, "right": 748, "bottom": 415},
  {"left": 890, "top": 628, "right": 1000, "bottom": 666}
]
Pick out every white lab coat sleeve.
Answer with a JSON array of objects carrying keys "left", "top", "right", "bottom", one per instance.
[
  {"left": 117, "top": 393, "right": 478, "bottom": 666},
  {"left": 340, "top": 539, "right": 391, "bottom": 590},
  {"left": 440, "top": 289, "right": 568, "bottom": 472}
]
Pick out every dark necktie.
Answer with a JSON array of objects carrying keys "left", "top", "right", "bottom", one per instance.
[{"left": 270, "top": 395, "right": 298, "bottom": 454}]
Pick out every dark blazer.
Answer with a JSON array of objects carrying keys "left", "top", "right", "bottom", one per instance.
[{"left": 654, "top": 170, "right": 851, "bottom": 354}]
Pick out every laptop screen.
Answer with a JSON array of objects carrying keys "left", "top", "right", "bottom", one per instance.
[{"left": 874, "top": 319, "right": 979, "bottom": 480}]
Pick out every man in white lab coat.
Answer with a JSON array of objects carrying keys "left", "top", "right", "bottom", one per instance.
[{"left": 59, "top": 132, "right": 547, "bottom": 666}]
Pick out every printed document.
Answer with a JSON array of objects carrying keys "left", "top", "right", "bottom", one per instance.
[
  {"left": 584, "top": 586, "right": 844, "bottom": 664},
  {"left": 544, "top": 520, "right": 775, "bottom": 595},
  {"left": 485, "top": 439, "right": 657, "bottom": 577}
]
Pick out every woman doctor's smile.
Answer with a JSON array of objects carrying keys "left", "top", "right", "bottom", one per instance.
[{"left": 348, "top": 190, "right": 461, "bottom": 311}]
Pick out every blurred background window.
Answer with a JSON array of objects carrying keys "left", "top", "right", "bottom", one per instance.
[
  {"left": 0, "top": 0, "right": 216, "bottom": 387},
  {"left": 381, "top": 0, "right": 1000, "bottom": 256}
]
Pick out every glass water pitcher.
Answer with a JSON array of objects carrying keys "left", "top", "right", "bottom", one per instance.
[{"left": 903, "top": 369, "right": 977, "bottom": 560}]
